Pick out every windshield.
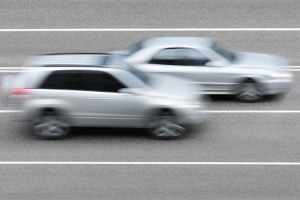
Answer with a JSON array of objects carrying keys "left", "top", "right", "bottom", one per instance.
[
  {"left": 211, "top": 42, "right": 235, "bottom": 63},
  {"left": 128, "top": 43, "right": 142, "bottom": 56},
  {"left": 127, "top": 65, "right": 148, "bottom": 84}
]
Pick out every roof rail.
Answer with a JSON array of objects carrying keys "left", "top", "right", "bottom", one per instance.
[{"left": 38, "top": 53, "right": 112, "bottom": 56}]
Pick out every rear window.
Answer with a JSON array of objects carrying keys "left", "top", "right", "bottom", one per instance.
[
  {"left": 39, "top": 70, "right": 81, "bottom": 90},
  {"left": 39, "top": 70, "right": 126, "bottom": 92},
  {"left": 79, "top": 71, "right": 126, "bottom": 92}
]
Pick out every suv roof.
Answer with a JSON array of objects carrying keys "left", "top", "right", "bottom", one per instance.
[{"left": 24, "top": 53, "right": 125, "bottom": 68}]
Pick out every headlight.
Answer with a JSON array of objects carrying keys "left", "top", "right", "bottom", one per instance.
[{"left": 270, "top": 72, "right": 293, "bottom": 78}]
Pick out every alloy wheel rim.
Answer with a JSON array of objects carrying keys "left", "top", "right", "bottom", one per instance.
[
  {"left": 34, "top": 116, "right": 69, "bottom": 137},
  {"left": 238, "top": 83, "right": 262, "bottom": 101},
  {"left": 151, "top": 116, "right": 185, "bottom": 137}
]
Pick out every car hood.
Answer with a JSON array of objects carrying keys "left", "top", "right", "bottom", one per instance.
[
  {"left": 232, "top": 52, "right": 290, "bottom": 70},
  {"left": 145, "top": 74, "right": 203, "bottom": 101}
]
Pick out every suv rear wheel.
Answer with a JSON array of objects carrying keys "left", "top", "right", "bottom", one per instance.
[{"left": 33, "top": 110, "right": 70, "bottom": 139}]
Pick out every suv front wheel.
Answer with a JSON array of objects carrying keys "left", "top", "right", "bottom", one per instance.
[{"left": 147, "top": 110, "right": 185, "bottom": 139}]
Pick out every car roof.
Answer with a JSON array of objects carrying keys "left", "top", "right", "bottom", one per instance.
[
  {"left": 24, "top": 53, "right": 124, "bottom": 67},
  {"left": 26, "top": 66, "right": 126, "bottom": 74},
  {"left": 22, "top": 66, "right": 148, "bottom": 89},
  {"left": 140, "top": 37, "right": 214, "bottom": 48}
]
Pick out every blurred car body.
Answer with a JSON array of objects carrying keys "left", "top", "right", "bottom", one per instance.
[
  {"left": 24, "top": 53, "right": 125, "bottom": 68},
  {"left": 112, "top": 37, "right": 293, "bottom": 102},
  {"left": 2, "top": 66, "right": 204, "bottom": 139}
]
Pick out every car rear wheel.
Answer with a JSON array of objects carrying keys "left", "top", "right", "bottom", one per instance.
[
  {"left": 147, "top": 110, "right": 185, "bottom": 139},
  {"left": 33, "top": 110, "right": 70, "bottom": 139},
  {"left": 236, "top": 80, "right": 263, "bottom": 102}
]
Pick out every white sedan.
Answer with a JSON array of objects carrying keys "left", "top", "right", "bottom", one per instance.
[{"left": 112, "top": 37, "right": 293, "bottom": 102}]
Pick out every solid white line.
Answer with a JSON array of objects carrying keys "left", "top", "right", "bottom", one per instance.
[
  {"left": 0, "top": 70, "right": 23, "bottom": 73},
  {"left": 0, "top": 66, "right": 300, "bottom": 71},
  {"left": 0, "top": 161, "right": 299, "bottom": 165},
  {"left": 205, "top": 110, "right": 300, "bottom": 113},
  {"left": 0, "top": 110, "right": 21, "bottom": 113},
  {"left": 0, "top": 67, "right": 23, "bottom": 69},
  {"left": 1, "top": 110, "right": 300, "bottom": 114},
  {"left": 1, "top": 28, "right": 300, "bottom": 32}
]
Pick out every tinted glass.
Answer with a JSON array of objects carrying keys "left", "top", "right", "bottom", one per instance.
[
  {"left": 40, "top": 70, "right": 80, "bottom": 90},
  {"left": 127, "top": 66, "right": 148, "bottom": 84},
  {"left": 80, "top": 71, "right": 126, "bottom": 92},
  {"left": 150, "top": 48, "right": 209, "bottom": 66},
  {"left": 211, "top": 43, "right": 235, "bottom": 62}
]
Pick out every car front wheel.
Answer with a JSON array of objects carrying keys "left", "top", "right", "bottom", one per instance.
[{"left": 236, "top": 80, "right": 263, "bottom": 103}]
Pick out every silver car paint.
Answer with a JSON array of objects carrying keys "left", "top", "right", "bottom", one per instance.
[
  {"left": 4, "top": 67, "right": 204, "bottom": 128},
  {"left": 123, "top": 38, "right": 292, "bottom": 95}
]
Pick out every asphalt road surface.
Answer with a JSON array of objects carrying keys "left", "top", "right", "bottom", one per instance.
[
  {"left": 0, "top": 0, "right": 299, "bottom": 28},
  {"left": 0, "top": 0, "right": 300, "bottom": 199}
]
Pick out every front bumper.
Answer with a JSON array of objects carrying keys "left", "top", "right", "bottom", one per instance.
[
  {"left": 261, "top": 78, "right": 292, "bottom": 95},
  {"left": 178, "top": 107, "right": 205, "bottom": 125}
]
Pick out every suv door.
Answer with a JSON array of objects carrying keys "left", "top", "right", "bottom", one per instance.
[
  {"left": 38, "top": 70, "right": 86, "bottom": 120},
  {"left": 77, "top": 70, "right": 145, "bottom": 127}
]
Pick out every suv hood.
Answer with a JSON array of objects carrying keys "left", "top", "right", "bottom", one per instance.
[{"left": 233, "top": 52, "right": 290, "bottom": 70}]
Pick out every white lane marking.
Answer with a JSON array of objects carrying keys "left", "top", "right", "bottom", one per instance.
[
  {"left": 0, "top": 67, "right": 23, "bottom": 69},
  {"left": 2, "top": 110, "right": 300, "bottom": 114},
  {"left": 0, "top": 71, "right": 23, "bottom": 73},
  {"left": 205, "top": 110, "right": 300, "bottom": 113},
  {"left": 0, "top": 110, "right": 22, "bottom": 113},
  {"left": 0, "top": 161, "right": 299, "bottom": 165},
  {"left": 1, "top": 28, "right": 300, "bottom": 32},
  {"left": 0, "top": 67, "right": 300, "bottom": 72}
]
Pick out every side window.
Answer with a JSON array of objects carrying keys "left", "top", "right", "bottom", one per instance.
[
  {"left": 80, "top": 71, "right": 126, "bottom": 93},
  {"left": 149, "top": 48, "right": 209, "bottom": 66},
  {"left": 40, "top": 70, "right": 81, "bottom": 90}
]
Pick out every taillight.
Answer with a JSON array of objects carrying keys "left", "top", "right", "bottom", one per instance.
[{"left": 10, "top": 88, "right": 32, "bottom": 95}]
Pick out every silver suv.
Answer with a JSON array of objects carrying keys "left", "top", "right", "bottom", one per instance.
[{"left": 3, "top": 66, "right": 204, "bottom": 139}]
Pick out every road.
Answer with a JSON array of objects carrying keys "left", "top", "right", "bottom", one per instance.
[
  {"left": 0, "top": 0, "right": 300, "bottom": 199},
  {"left": 0, "top": 0, "right": 299, "bottom": 28}
]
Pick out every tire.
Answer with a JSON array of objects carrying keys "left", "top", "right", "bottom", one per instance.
[
  {"left": 235, "top": 79, "right": 263, "bottom": 103},
  {"left": 32, "top": 110, "right": 70, "bottom": 140},
  {"left": 147, "top": 110, "right": 185, "bottom": 139}
]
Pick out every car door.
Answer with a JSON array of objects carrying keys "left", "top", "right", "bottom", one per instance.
[
  {"left": 77, "top": 70, "right": 145, "bottom": 127},
  {"left": 37, "top": 70, "right": 90, "bottom": 120},
  {"left": 135, "top": 48, "right": 232, "bottom": 93}
]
